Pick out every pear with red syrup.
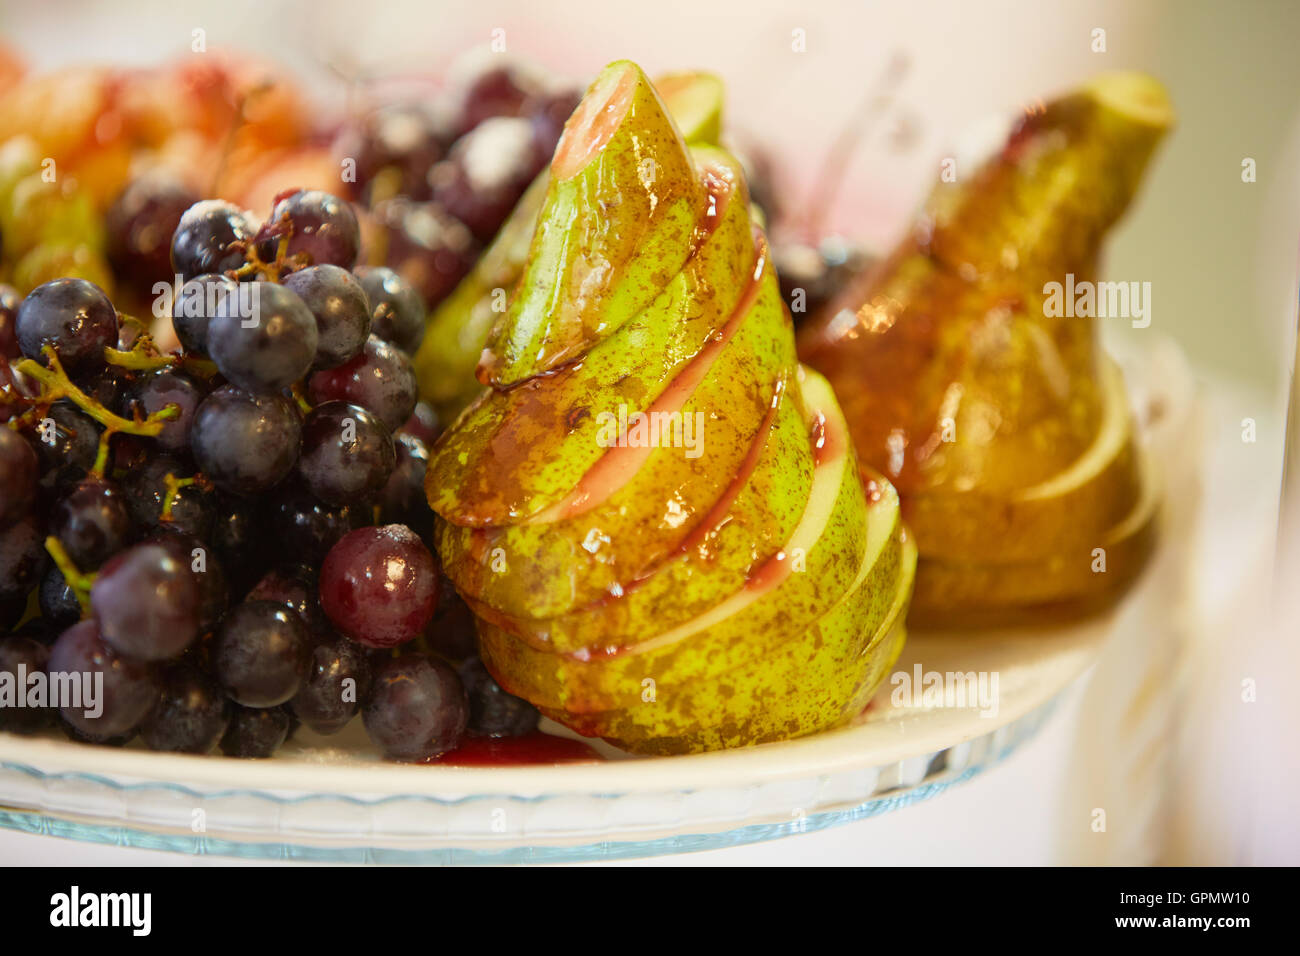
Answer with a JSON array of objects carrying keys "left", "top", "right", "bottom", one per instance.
[
  {"left": 798, "top": 72, "right": 1172, "bottom": 625},
  {"left": 426, "top": 61, "right": 914, "bottom": 754}
]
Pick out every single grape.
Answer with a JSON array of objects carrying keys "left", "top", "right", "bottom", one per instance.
[
  {"left": 49, "top": 476, "right": 134, "bottom": 570},
  {"left": 0, "top": 515, "right": 46, "bottom": 601},
  {"left": 106, "top": 174, "right": 200, "bottom": 293},
  {"left": 143, "top": 530, "right": 229, "bottom": 636},
  {"left": 379, "top": 433, "right": 433, "bottom": 538},
  {"left": 0, "top": 635, "right": 53, "bottom": 734},
  {"left": 90, "top": 543, "right": 200, "bottom": 661},
  {"left": 450, "top": 58, "right": 542, "bottom": 136},
  {"left": 247, "top": 564, "right": 327, "bottom": 634},
  {"left": 459, "top": 656, "right": 540, "bottom": 738},
  {"left": 353, "top": 266, "right": 426, "bottom": 354},
  {"left": 127, "top": 369, "right": 205, "bottom": 451},
  {"left": 374, "top": 200, "right": 477, "bottom": 314},
  {"left": 296, "top": 401, "right": 395, "bottom": 506},
  {"left": 430, "top": 116, "right": 545, "bottom": 242},
  {"left": 363, "top": 654, "right": 467, "bottom": 761},
  {"left": 256, "top": 189, "right": 360, "bottom": 271},
  {"left": 291, "top": 633, "right": 373, "bottom": 735},
  {"left": 38, "top": 565, "right": 81, "bottom": 632},
  {"left": 212, "top": 600, "right": 310, "bottom": 708},
  {"left": 124, "top": 454, "right": 214, "bottom": 540},
  {"left": 170, "top": 200, "right": 254, "bottom": 282},
  {"left": 33, "top": 401, "right": 102, "bottom": 489},
  {"left": 307, "top": 334, "right": 417, "bottom": 432},
  {"left": 172, "top": 273, "right": 237, "bottom": 355},
  {"left": 0, "top": 426, "right": 38, "bottom": 528},
  {"left": 47, "top": 619, "right": 159, "bottom": 739},
  {"left": 206, "top": 281, "right": 318, "bottom": 393},
  {"left": 15, "top": 278, "right": 118, "bottom": 376},
  {"left": 319, "top": 524, "right": 437, "bottom": 648},
  {"left": 282, "top": 264, "right": 370, "bottom": 369},
  {"left": 267, "top": 486, "right": 358, "bottom": 563},
  {"left": 141, "top": 664, "right": 231, "bottom": 754},
  {"left": 191, "top": 385, "right": 302, "bottom": 495},
  {"left": 0, "top": 283, "right": 21, "bottom": 359},
  {"left": 219, "top": 703, "right": 291, "bottom": 758}
]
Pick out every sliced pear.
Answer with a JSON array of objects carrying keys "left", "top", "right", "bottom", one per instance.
[{"left": 904, "top": 359, "right": 1141, "bottom": 565}]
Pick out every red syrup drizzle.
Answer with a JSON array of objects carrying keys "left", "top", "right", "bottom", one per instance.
[{"left": 430, "top": 732, "right": 605, "bottom": 766}]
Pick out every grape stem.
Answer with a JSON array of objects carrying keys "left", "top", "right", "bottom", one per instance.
[
  {"left": 161, "top": 473, "right": 196, "bottom": 521},
  {"left": 15, "top": 346, "right": 181, "bottom": 476},
  {"left": 45, "top": 536, "right": 94, "bottom": 617}
]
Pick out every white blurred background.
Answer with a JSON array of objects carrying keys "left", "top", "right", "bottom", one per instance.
[{"left": 1, "top": 0, "right": 1297, "bottom": 865}]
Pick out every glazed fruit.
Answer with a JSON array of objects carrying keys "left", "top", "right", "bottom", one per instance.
[
  {"left": 427, "top": 62, "right": 913, "bottom": 754},
  {"left": 319, "top": 524, "right": 438, "bottom": 648},
  {"left": 798, "top": 72, "right": 1171, "bottom": 624}
]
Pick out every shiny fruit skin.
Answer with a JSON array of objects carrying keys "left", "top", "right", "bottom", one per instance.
[
  {"left": 257, "top": 189, "right": 360, "bottom": 271},
  {"left": 206, "top": 281, "right": 318, "bottom": 393},
  {"left": 354, "top": 265, "right": 426, "bottom": 355},
  {"left": 49, "top": 476, "right": 134, "bottom": 570},
  {"left": 126, "top": 369, "right": 205, "bottom": 452},
  {"left": 15, "top": 277, "right": 117, "bottom": 376},
  {"left": 191, "top": 385, "right": 302, "bottom": 495},
  {"left": 220, "top": 703, "right": 291, "bottom": 758},
  {"left": 0, "top": 426, "right": 38, "bottom": 528},
  {"left": 172, "top": 273, "right": 237, "bottom": 355},
  {"left": 319, "top": 524, "right": 437, "bottom": 648},
  {"left": 141, "top": 664, "right": 231, "bottom": 754},
  {"left": 212, "top": 600, "right": 311, "bottom": 707},
  {"left": 47, "top": 619, "right": 159, "bottom": 739},
  {"left": 307, "top": 333, "right": 417, "bottom": 432},
  {"left": 363, "top": 654, "right": 467, "bottom": 761},
  {"left": 90, "top": 543, "right": 201, "bottom": 661},
  {"left": 282, "top": 263, "right": 370, "bottom": 370},
  {"left": 170, "top": 199, "right": 254, "bottom": 281},
  {"left": 291, "top": 633, "right": 373, "bottom": 735},
  {"left": 267, "top": 487, "right": 358, "bottom": 564},
  {"left": 296, "top": 401, "right": 395, "bottom": 507}
]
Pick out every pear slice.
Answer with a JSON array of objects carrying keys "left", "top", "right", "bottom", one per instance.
[
  {"left": 904, "top": 358, "right": 1141, "bottom": 564},
  {"left": 427, "top": 148, "right": 755, "bottom": 527},
  {"left": 475, "top": 371, "right": 899, "bottom": 716},
  {"left": 414, "top": 71, "right": 727, "bottom": 421},
  {"left": 468, "top": 364, "right": 860, "bottom": 654},
  {"left": 909, "top": 445, "right": 1158, "bottom": 625},
  {"left": 478, "top": 61, "right": 705, "bottom": 387}
]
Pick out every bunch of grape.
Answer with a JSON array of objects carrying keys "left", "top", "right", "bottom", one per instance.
[{"left": 0, "top": 187, "right": 537, "bottom": 761}]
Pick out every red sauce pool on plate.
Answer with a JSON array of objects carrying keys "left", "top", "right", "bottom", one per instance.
[{"left": 431, "top": 732, "right": 604, "bottom": 766}]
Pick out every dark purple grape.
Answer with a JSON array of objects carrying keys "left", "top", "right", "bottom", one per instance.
[
  {"left": 15, "top": 278, "right": 118, "bottom": 376},
  {"left": 49, "top": 477, "right": 134, "bottom": 570},
  {"left": 291, "top": 633, "right": 373, "bottom": 735},
  {"left": 219, "top": 703, "right": 291, "bottom": 758},
  {"left": 267, "top": 487, "right": 358, "bottom": 563},
  {"left": 212, "top": 600, "right": 310, "bottom": 708},
  {"left": 430, "top": 116, "right": 545, "bottom": 242},
  {"left": 59, "top": 718, "right": 137, "bottom": 746},
  {"left": 191, "top": 385, "right": 302, "bottom": 495},
  {"left": 363, "top": 654, "right": 467, "bottom": 761},
  {"left": 124, "top": 455, "right": 214, "bottom": 540},
  {"left": 282, "top": 264, "right": 371, "bottom": 369},
  {"left": 450, "top": 59, "right": 542, "bottom": 136},
  {"left": 0, "top": 426, "right": 38, "bottom": 528},
  {"left": 256, "top": 189, "right": 360, "bottom": 271},
  {"left": 353, "top": 266, "right": 425, "bottom": 354},
  {"left": 0, "top": 515, "right": 45, "bottom": 601},
  {"left": 374, "top": 200, "right": 476, "bottom": 312},
  {"left": 172, "top": 273, "right": 237, "bottom": 355},
  {"left": 47, "top": 619, "right": 159, "bottom": 739},
  {"left": 127, "top": 369, "right": 205, "bottom": 451},
  {"left": 459, "top": 656, "right": 540, "bottom": 737},
  {"left": 38, "top": 565, "right": 81, "bottom": 632},
  {"left": 170, "top": 200, "right": 254, "bottom": 282},
  {"left": 90, "top": 543, "right": 200, "bottom": 661},
  {"left": 80, "top": 364, "right": 131, "bottom": 416},
  {"left": 0, "top": 283, "right": 20, "bottom": 359},
  {"left": 33, "top": 401, "right": 102, "bottom": 489},
  {"left": 296, "top": 401, "right": 394, "bottom": 506},
  {"left": 141, "top": 664, "right": 230, "bottom": 754},
  {"left": 143, "top": 530, "right": 228, "bottom": 636},
  {"left": 426, "top": 579, "right": 478, "bottom": 660},
  {"left": 379, "top": 433, "right": 432, "bottom": 537},
  {"left": 333, "top": 104, "right": 448, "bottom": 203},
  {"left": 0, "top": 635, "right": 53, "bottom": 734},
  {"left": 106, "top": 174, "right": 200, "bottom": 293},
  {"left": 206, "top": 281, "right": 317, "bottom": 393},
  {"left": 307, "top": 334, "right": 417, "bottom": 432},
  {"left": 320, "top": 524, "right": 437, "bottom": 649}
]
